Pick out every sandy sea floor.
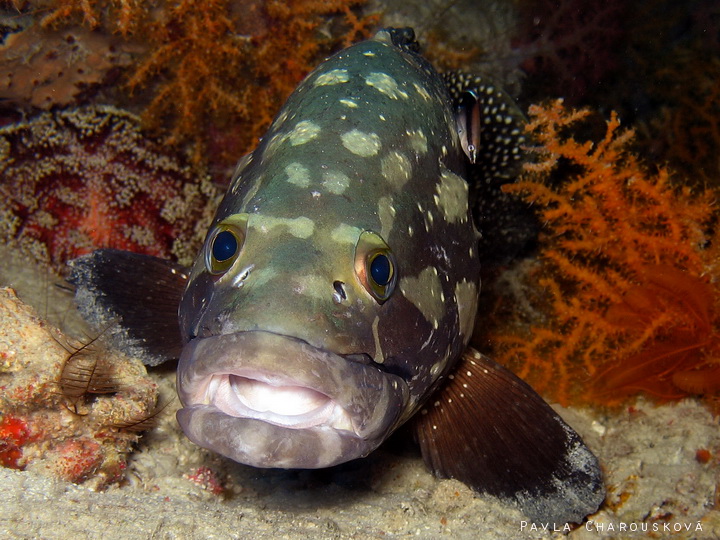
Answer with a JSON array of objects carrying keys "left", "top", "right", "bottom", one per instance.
[{"left": 1, "top": 244, "right": 719, "bottom": 540}]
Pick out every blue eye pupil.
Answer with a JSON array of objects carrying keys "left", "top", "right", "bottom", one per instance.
[
  {"left": 212, "top": 230, "right": 238, "bottom": 262},
  {"left": 370, "top": 254, "right": 392, "bottom": 286}
]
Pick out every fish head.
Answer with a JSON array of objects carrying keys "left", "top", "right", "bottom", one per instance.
[{"left": 176, "top": 29, "right": 481, "bottom": 468}]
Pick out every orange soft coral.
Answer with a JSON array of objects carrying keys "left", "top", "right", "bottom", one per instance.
[
  {"left": 488, "top": 99, "right": 720, "bottom": 407},
  {"left": 38, "top": 0, "right": 378, "bottom": 166}
]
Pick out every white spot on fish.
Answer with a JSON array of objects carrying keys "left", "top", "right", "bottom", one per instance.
[
  {"left": 380, "top": 151, "right": 411, "bottom": 189},
  {"left": 365, "top": 72, "right": 409, "bottom": 100},
  {"left": 275, "top": 109, "right": 290, "bottom": 125},
  {"left": 285, "top": 162, "right": 310, "bottom": 187},
  {"left": 264, "top": 120, "right": 320, "bottom": 160},
  {"left": 288, "top": 120, "right": 321, "bottom": 146},
  {"left": 372, "top": 315, "right": 384, "bottom": 364},
  {"left": 330, "top": 223, "right": 360, "bottom": 244},
  {"left": 430, "top": 361, "right": 443, "bottom": 378},
  {"left": 406, "top": 129, "right": 428, "bottom": 155},
  {"left": 251, "top": 215, "right": 315, "bottom": 238},
  {"left": 412, "top": 82, "right": 431, "bottom": 101},
  {"left": 378, "top": 196, "right": 395, "bottom": 239},
  {"left": 314, "top": 68, "right": 349, "bottom": 86},
  {"left": 436, "top": 167, "right": 469, "bottom": 222},
  {"left": 322, "top": 170, "right": 350, "bottom": 195},
  {"left": 400, "top": 266, "right": 444, "bottom": 329},
  {"left": 455, "top": 279, "right": 478, "bottom": 343},
  {"left": 230, "top": 154, "right": 252, "bottom": 194},
  {"left": 342, "top": 129, "right": 381, "bottom": 157},
  {"left": 239, "top": 173, "right": 264, "bottom": 209},
  {"left": 262, "top": 131, "right": 284, "bottom": 161},
  {"left": 339, "top": 98, "right": 358, "bottom": 108}
]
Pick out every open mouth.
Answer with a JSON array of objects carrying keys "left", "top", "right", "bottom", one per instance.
[
  {"left": 175, "top": 330, "right": 409, "bottom": 468},
  {"left": 204, "top": 372, "right": 354, "bottom": 431}
]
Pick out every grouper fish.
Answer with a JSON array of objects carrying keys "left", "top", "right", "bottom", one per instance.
[{"left": 69, "top": 28, "right": 604, "bottom": 524}]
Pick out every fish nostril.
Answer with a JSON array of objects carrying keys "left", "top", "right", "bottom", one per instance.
[
  {"left": 332, "top": 281, "right": 347, "bottom": 304},
  {"left": 232, "top": 265, "right": 254, "bottom": 288}
]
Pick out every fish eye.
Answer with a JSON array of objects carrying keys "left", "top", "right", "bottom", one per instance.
[
  {"left": 369, "top": 252, "right": 392, "bottom": 286},
  {"left": 205, "top": 214, "right": 249, "bottom": 275},
  {"left": 355, "top": 231, "right": 397, "bottom": 303},
  {"left": 212, "top": 230, "right": 238, "bottom": 262}
]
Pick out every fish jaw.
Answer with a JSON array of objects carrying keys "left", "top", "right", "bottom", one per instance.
[{"left": 176, "top": 330, "right": 409, "bottom": 468}]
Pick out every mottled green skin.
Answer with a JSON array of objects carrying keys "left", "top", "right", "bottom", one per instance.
[{"left": 177, "top": 30, "right": 482, "bottom": 467}]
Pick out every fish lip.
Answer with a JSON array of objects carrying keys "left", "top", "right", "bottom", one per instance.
[{"left": 176, "top": 330, "right": 409, "bottom": 468}]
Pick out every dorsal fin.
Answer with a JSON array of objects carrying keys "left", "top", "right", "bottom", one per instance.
[{"left": 413, "top": 347, "right": 604, "bottom": 524}]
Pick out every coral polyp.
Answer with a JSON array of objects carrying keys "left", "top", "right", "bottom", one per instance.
[{"left": 0, "top": 105, "right": 218, "bottom": 271}]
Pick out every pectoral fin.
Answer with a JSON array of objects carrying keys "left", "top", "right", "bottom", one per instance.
[
  {"left": 68, "top": 249, "right": 188, "bottom": 366},
  {"left": 413, "top": 347, "right": 604, "bottom": 524}
]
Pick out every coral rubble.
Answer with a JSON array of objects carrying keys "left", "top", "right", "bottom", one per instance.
[
  {"left": 485, "top": 100, "right": 720, "bottom": 407},
  {"left": 0, "top": 287, "right": 158, "bottom": 489},
  {"left": 0, "top": 105, "right": 218, "bottom": 271}
]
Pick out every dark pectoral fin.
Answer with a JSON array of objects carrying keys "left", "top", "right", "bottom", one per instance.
[
  {"left": 413, "top": 347, "right": 604, "bottom": 524},
  {"left": 68, "top": 249, "right": 189, "bottom": 366}
]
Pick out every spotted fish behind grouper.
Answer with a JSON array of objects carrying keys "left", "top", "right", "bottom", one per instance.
[{"left": 69, "top": 28, "right": 604, "bottom": 524}]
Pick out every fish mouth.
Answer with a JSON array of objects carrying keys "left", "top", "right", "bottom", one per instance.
[
  {"left": 176, "top": 331, "right": 409, "bottom": 469},
  {"left": 206, "top": 373, "right": 354, "bottom": 430}
]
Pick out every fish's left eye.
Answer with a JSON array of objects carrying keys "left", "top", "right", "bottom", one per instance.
[
  {"left": 205, "top": 214, "right": 249, "bottom": 275},
  {"left": 355, "top": 231, "right": 397, "bottom": 304},
  {"left": 370, "top": 252, "right": 392, "bottom": 286}
]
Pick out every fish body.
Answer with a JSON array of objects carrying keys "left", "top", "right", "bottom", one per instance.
[
  {"left": 176, "top": 28, "right": 480, "bottom": 468},
  {"left": 70, "top": 28, "right": 604, "bottom": 523}
]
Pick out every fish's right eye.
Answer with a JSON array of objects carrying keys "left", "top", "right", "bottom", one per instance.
[
  {"left": 212, "top": 230, "right": 238, "bottom": 262},
  {"left": 205, "top": 214, "right": 249, "bottom": 275}
]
